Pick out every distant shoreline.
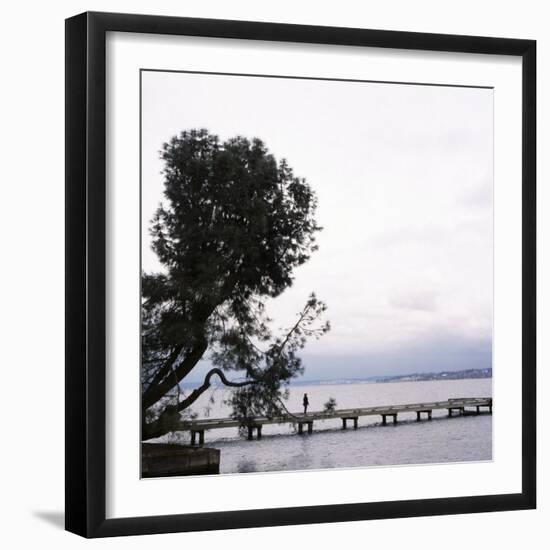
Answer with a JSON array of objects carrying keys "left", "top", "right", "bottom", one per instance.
[
  {"left": 291, "top": 367, "right": 492, "bottom": 386},
  {"left": 181, "top": 368, "right": 492, "bottom": 390}
]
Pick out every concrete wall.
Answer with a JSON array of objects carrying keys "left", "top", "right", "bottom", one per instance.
[{"left": 142, "top": 443, "right": 220, "bottom": 477}]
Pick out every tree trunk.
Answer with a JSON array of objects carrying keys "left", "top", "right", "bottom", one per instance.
[
  {"left": 141, "top": 368, "right": 259, "bottom": 440},
  {"left": 141, "top": 339, "right": 208, "bottom": 410},
  {"left": 142, "top": 406, "right": 182, "bottom": 441}
]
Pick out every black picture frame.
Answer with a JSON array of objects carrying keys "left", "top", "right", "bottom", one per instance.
[{"left": 65, "top": 11, "right": 536, "bottom": 538}]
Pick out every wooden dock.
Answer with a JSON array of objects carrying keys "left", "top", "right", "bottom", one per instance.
[{"left": 180, "top": 397, "right": 492, "bottom": 445}]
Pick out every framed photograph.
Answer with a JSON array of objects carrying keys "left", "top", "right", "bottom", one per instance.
[{"left": 65, "top": 11, "right": 536, "bottom": 538}]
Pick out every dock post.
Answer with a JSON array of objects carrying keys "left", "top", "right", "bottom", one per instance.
[
  {"left": 298, "top": 422, "right": 303, "bottom": 435},
  {"left": 416, "top": 411, "right": 421, "bottom": 422},
  {"left": 393, "top": 414, "right": 398, "bottom": 425},
  {"left": 198, "top": 430, "right": 205, "bottom": 445},
  {"left": 448, "top": 408, "right": 452, "bottom": 417},
  {"left": 191, "top": 431, "right": 197, "bottom": 446},
  {"left": 428, "top": 410, "right": 432, "bottom": 420},
  {"left": 353, "top": 417, "right": 358, "bottom": 430},
  {"left": 476, "top": 405, "right": 480, "bottom": 415},
  {"left": 342, "top": 418, "right": 347, "bottom": 430},
  {"left": 257, "top": 425, "right": 262, "bottom": 439},
  {"left": 307, "top": 421, "right": 313, "bottom": 434},
  {"left": 247, "top": 426, "right": 254, "bottom": 440},
  {"left": 382, "top": 415, "right": 387, "bottom": 425},
  {"left": 460, "top": 407, "right": 465, "bottom": 415}
]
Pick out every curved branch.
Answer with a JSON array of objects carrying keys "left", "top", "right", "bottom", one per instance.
[{"left": 176, "top": 368, "right": 259, "bottom": 412}]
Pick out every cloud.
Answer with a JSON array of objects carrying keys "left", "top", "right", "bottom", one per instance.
[
  {"left": 185, "top": 328, "right": 493, "bottom": 383},
  {"left": 460, "top": 179, "right": 493, "bottom": 209},
  {"left": 389, "top": 289, "right": 438, "bottom": 312},
  {"left": 142, "top": 72, "right": 493, "bottom": 382},
  {"left": 299, "top": 329, "right": 492, "bottom": 379}
]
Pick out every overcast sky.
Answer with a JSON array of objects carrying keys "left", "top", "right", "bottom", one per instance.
[{"left": 141, "top": 70, "right": 493, "bottom": 381}]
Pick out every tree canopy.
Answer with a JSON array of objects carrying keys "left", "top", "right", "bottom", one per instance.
[{"left": 141, "top": 129, "right": 329, "bottom": 440}]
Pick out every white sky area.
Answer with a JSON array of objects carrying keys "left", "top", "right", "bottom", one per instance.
[{"left": 141, "top": 70, "right": 493, "bottom": 381}]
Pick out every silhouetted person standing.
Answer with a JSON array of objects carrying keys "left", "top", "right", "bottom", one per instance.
[{"left": 303, "top": 393, "right": 309, "bottom": 415}]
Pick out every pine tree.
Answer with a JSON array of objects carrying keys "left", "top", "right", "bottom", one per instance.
[{"left": 141, "top": 129, "right": 329, "bottom": 440}]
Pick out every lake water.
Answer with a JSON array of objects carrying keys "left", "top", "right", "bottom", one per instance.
[{"left": 165, "top": 378, "right": 493, "bottom": 474}]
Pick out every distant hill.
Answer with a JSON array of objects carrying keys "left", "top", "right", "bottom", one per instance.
[
  {"left": 290, "top": 367, "right": 492, "bottom": 386},
  {"left": 368, "top": 367, "right": 492, "bottom": 383}
]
